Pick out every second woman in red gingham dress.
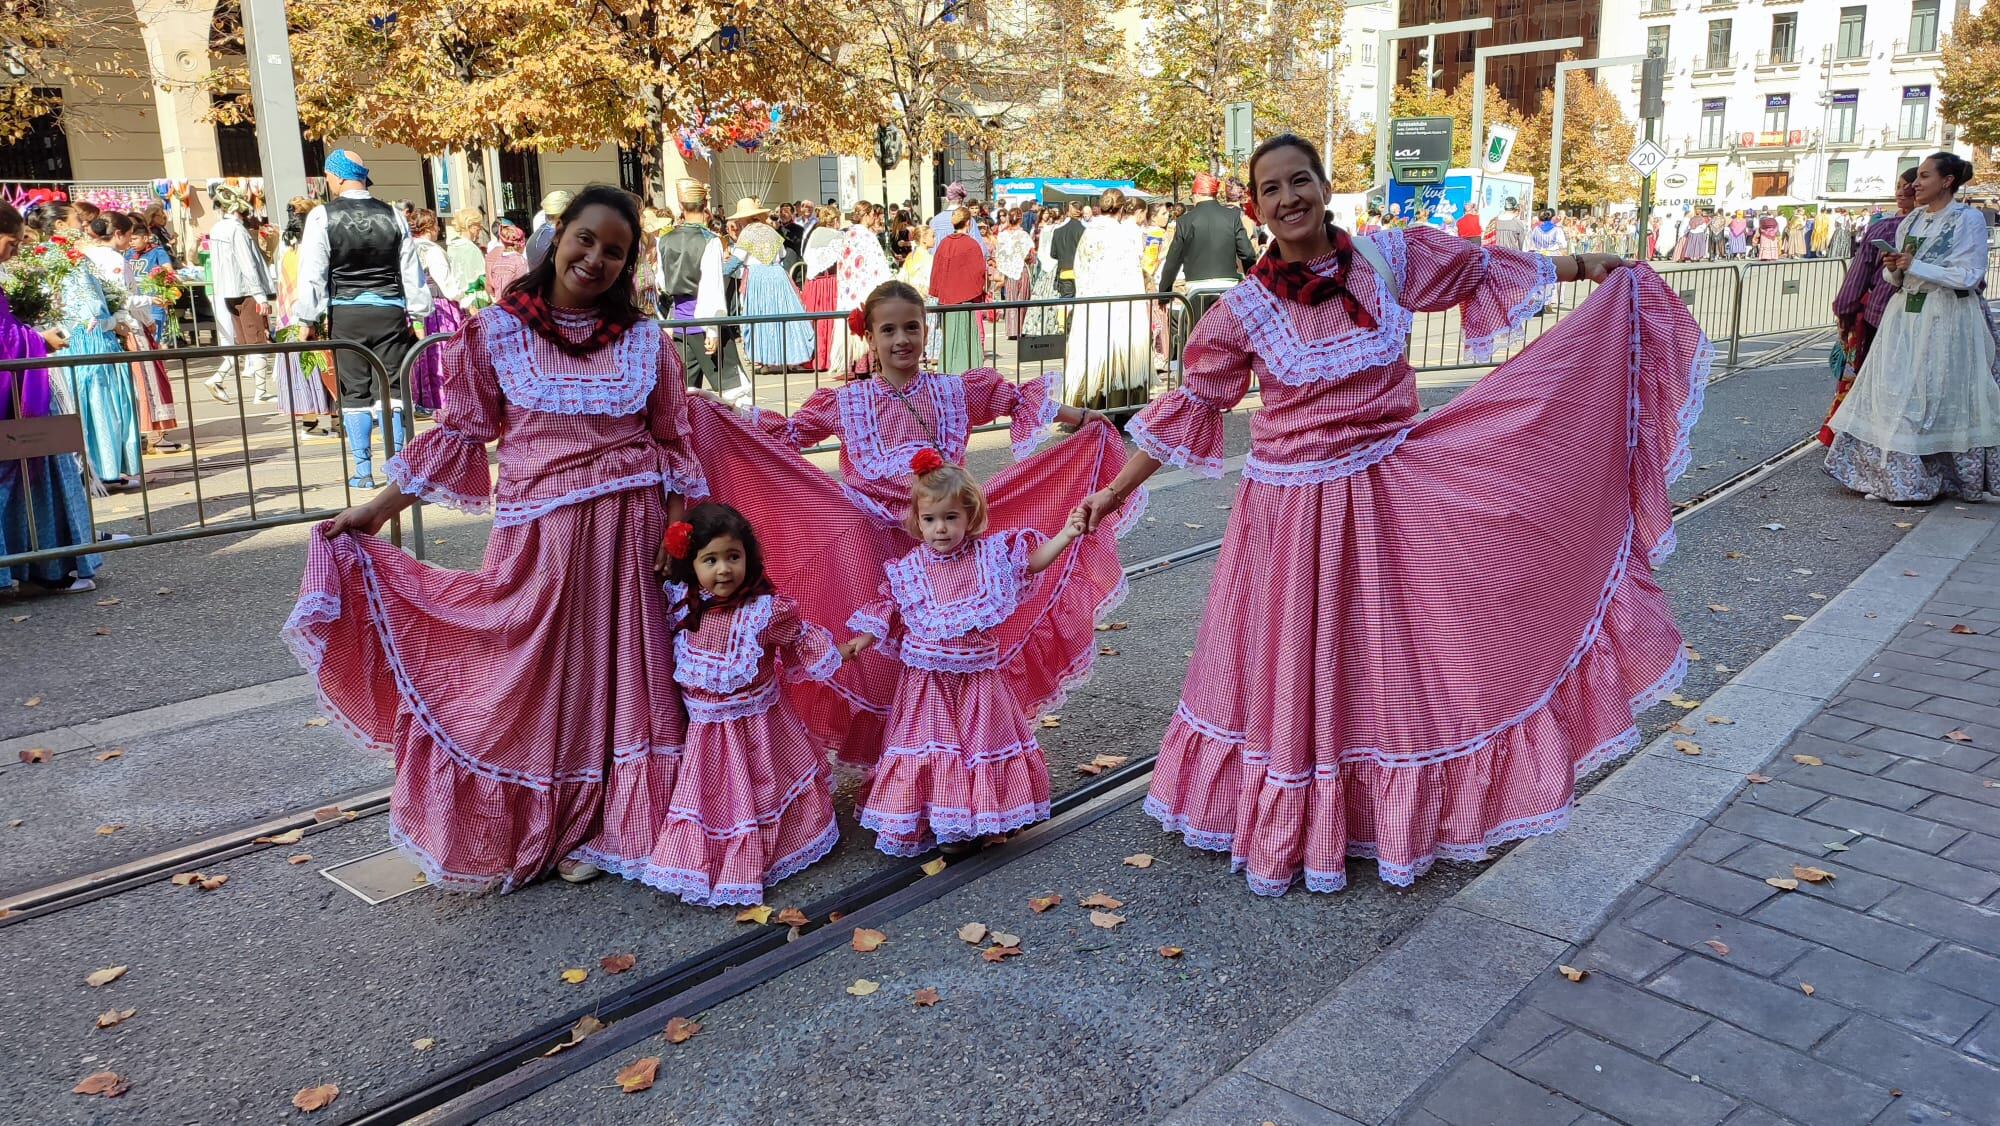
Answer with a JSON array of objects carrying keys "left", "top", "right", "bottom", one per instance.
[
  {"left": 1080, "top": 136, "right": 1708, "bottom": 895},
  {"left": 285, "top": 188, "right": 706, "bottom": 893},
  {"left": 576, "top": 504, "right": 843, "bottom": 906},
  {"left": 841, "top": 456, "right": 1091, "bottom": 855}
]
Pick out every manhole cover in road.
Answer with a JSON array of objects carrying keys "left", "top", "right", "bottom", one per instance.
[{"left": 321, "top": 848, "right": 432, "bottom": 905}]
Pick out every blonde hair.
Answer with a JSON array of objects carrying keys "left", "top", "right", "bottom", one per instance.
[{"left": 905, "top": 463, "right": 989, "bottom": 540}]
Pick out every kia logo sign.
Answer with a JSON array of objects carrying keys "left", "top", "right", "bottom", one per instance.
[
  {"left": 1393, "top": 147, "right": 1425, "bottom": 159},
  {"left": 1664, "top": 174, "right": 1688, "bottom": 188}
]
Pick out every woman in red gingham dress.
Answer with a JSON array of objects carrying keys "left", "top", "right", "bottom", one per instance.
[
  {"left": 1079, "top": 135, "right": 1708, "bottom": 895},
  {"left": 577, "top": 504, "right": 842, "bottom": 906},
  {"left": 686, "top": 280, "right": 1142, "bottom": 773},
  {"left": 284, "top": 188, "right": 707, "bottom": 893}
]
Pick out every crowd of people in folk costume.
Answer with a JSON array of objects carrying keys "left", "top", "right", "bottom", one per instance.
[{"left": 278, "top": 129, "right": 1711, "bottom": 905}]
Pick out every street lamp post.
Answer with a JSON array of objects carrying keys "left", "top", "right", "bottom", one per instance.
[
  {"left": 1470, "top": 38, "right": 1582, "bottom": 178},
  {"left": 1374, "top": 18, "right": 1494, "bottom": 195},
  {"left": 241, "top": 0, "right": 309, "bottom": 207},
  {"left": 1548, "top": 54, "right": 1644, "bottom": 211}
]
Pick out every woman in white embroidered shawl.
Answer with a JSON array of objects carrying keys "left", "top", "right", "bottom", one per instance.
[{"left": 1826, "top": 152, "right": 2000, "bottom": 502}]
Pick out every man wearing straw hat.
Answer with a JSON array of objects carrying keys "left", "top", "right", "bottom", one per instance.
[
  {"left": 290, "top": 148, "right": 432, "bottom": 489},
  {"left": 656, "top": 179, "right": 745, "bottom": 405}
]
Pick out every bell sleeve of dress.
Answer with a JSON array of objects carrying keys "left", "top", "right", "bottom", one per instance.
[
  {"left": 1003, "top": 527, "right": 1050, "bottom": 601},
  {"left": 1399, "top": 224, "right": 1558, "bottom": 363},
  {"left": 646, "top": 338, "right": 710, "bottom": 501},
  {"left": 384, "top": 321, "right": 500, "bottom": 513},
  {"left": 769, "top": 595, "right": 842, "bottom": 683},
  {"left": 962, "top": 366, "right": 1060, "bottom": 460},
  {"left": 1901, "top": 209, "right": 1991, "bottom": 292},
  {"left": 1123, "top": 302, "right": 1252, "bottom": 477},
  {"left": 846, "top": 580, "right": 905, "bottom": 659},
  {"left": 751, "top": 385, "right": 840, "bottom": 449}
]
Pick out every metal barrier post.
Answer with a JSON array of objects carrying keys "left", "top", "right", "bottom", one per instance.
[{"left": 1727, "top": 264, "right": 1744, "bottom": 369}]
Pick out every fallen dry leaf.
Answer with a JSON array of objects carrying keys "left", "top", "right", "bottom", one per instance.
[
  {"left": 1674, "top": 740, "right": 1703, "bottom": 757},
  {"left": 92, "top": 626, "right": 109, "bottom": 636},
  {"left": 1076, "top": 761, "right": 1108, "bottom": 776},
  {"left": 85, "top": 965, "right": 127, "bottom": 988},
  {"left": 304, "top": 716, "right": 330, "bottom": 728},
  {"left": 1079, "top": 893, "right": 1124, "bottom": 909},
  {"left": 1985, "top": 780, "right": 2000, "bottom": 789},
  {"left": 1089, "top": 910, "right": 1126, "bottom": 930},
  {"left": 5, "top": 613, "right": 23, "bottom": 622},
  {"left": 1766, "top": 877, "right": 1799, "bottom": 891},
  {"left": 1703, "top": 939, "right": 1731, "bottom": 957},
  {"left": 845, "top": 978, "right": 881, "bottom": 996},
  {"left": 198, "top": 875, "right": 227, "bottom": 891},
  {"left": 1123, "top": 853, "right": 1155, "bottom": 868},
  {"left": 255, "top": 828, "right": 305, "bottom": 846},
  {"left": 1705, "top": 716, "right": 1735, "bottom": 726},
  {"left": 1944, "top": 730, "right": 1974, "bottom": 744},
  {"left": 1667, "top": 695, "right": 1702, "bottom": 710},
  {"left": 919, "top": 858, "right": 947, "bottom": 876},
  {"left": 288, "top": 854, "right": 312, "bottom": 866},
  {"left": 776, "top": 907, "right": 808, "bottom": 927},
  {"left": 1040, "top": 715, "right": 1062, "bottom": 729},
  {"left": 911, "top": 987, "right": 941, "bottom": 1007},
  {"left": 169, "top": 872, "right": 200, "bottom": 886},
  {"left": 16, "top": 748, "right": 48, "bottom": 764},
  {"left": 22, "top": 695, "right": 39, "bottom": 707},
  {"left": 1668, "top": 721, "right": 1695, "bottom": 734},
  {"left": 851, "top": 928, "right": 887, "bottom": 953},
  {"left": 412, "top": 1037, "right": 436, "bottom": 1051},
  {"left": 1792, "top": 754, "right": 1824, "bottom": 767},
  {"left": 560, "top": 968, "right": 588, "bottom": 985},
  {"left": 95, "top": 1008, "right": 136, "bottom": 1029},
  {"left": 1952, "top": 624, "right": 1979, "bottom": 635},
  {"left": 292, "top": 1083, "right": 338, "bottom": 1113},
  {"left": 93, "top": 749, "right": 123, "bottom": 762},
  {"left": 543, "top": 1014, "right": 605, "bottom": 1056},
  {"left": 1723, "top": 550, "right": 1743, "bottom": 560},
  {"left": 95, "top": 597, "right": 119, "bottom": 607},
  {"left": 1104, "top": 621, "right": 1129, "bottom": 630},
  {"left": 312, "top": 805, "right": 345, "bottom": 822},
  {"left": 1098, "top": 645, "right": 1120, "bottom": 656},
  {"left": 1158, "top": 946, "right": 1184, "bottom": 959},
  {"left": 4, "top": 819, "right": 19, "bottom": 828},
  {"left": 1182, "top": 522, "right": 1203, "bottom": 529},
  {"left": 1826, "top": 841, "right": 1851, "bottom": 851},
  {"left": 1894, "top": 521, "right": 1915, "bottom": 529},
  {"left": 734, "top": 905, "right": 773, "bottom": 925},
  {"left": 1557, "top": 964, "right": 1587, "bottom": 982},
  {"left": 957, "top": 922, "right": 989, "bottom": 944},
  {"left": 73, "top": 1071, "right": 128, "bottom": 1098},
  {"left": 615, "top": 1056, "right": 659, "bottom": 1094},
  {"left": 1089, "top": 753, "right": 1129, "bottom": 770},
  {"left": 663, "top": 1016, "right": 702, "bottom": 1044},
  {"left": 981, "top": 945, "right": 1023, "bottom": 963},
  {"left": 600, "top": 953, "right": 636, "bottom": 974},
  {"left": 1028, "top": 894, "right": 1062, "bottom": 913},
  {"left": 95, "top": 824, "right": 124, "bottom": 836},
  {"left": 1800, "top": 983, "right": 1816, "bottom": 996},
  {"left": 1746, "top": 773, "right": 1773, "bottom": 784},
  {"left": 154, "top": 588, "right": 172, "bottom": 597},
  {"left": 1781, "top": 614, "right": 1808, "bottom": 623},
  {"left": 829, "top": 911, "right": 845, "bottom": 923},
  {"left": 1706, "top": 604, "right": 1731, "bottom": 614},
  {"left": 1792, "top": 865, "right": 1836, "bottom": 883}
]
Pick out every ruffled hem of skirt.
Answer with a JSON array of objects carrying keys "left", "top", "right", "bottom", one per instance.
[{"left": 572, "top": 810, "right": 840, "bottom": 908}]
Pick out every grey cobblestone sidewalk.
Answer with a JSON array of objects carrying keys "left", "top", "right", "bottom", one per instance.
[{"left": 1407, "top": 535, "right": 2000, "bottom": 1126}]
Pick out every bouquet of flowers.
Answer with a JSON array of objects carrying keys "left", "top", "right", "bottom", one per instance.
[
  {"left": 273, "top": 323, "right": 328, "bottom": 383},
  {"left": 139, "top": 264, "right": 184, "bottom": 341},
  {"left": 0, "top": 237, "right": 85, "bottom": 329}
]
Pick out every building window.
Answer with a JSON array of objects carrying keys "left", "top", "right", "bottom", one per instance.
[
  {"left": 1763, "top": 93, "right": 1790, "bottom": 135},
  {"left": 1831, "top": 91, "right": 1858, "bottom": 142},
  {"left": 1837, "top": 6, "right": 1866, "bottom": 58},
  {"left": 215, "top": 121, "right": 261, "bottom": 177},
  {"left": 617, "top": 146, "right": 647, "bottom": 196},
  {"left": 1770, "top": 13, "right": 1797, "bottom": 63},
  {"left": 1909, "top": 0, "right": 1939, "bottom": 52},
  {"left": 1700, "top": 98, "right": 1727, "bottom": 149},
  {"left": 1900, "top": 85, "right": 1932, "bottom": 140},
  {"left": 1827, "top": 158, "right": 1849, "bottom": 192},
  {"left": 1647, "top": 26, "right": 1670, "bottom": 60},
  {"left": 0, "top": 89, "right": 73, "bottom": 181},
  {"left": 300, "top": 132, "right": 326, "bottom": 174},
  {"left": 817, "top": 156, "right": 841, "bottom": 207},
  {"left": 1360, "top": 42, "right": 1374, "bottom": 65},
  {"left": 1706, "top": 19, "right": 1732, "bottom": 69}
]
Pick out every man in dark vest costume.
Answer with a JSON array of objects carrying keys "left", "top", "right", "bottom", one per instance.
[
  {"left": 1157, "top": 173, "right": 1257, "bottom": 330},
  {"left": 1047, "top": 201, "right": 1086, "bottom": 299},
  {"left": 654, "top": 179, "right": 745, "bottom": 406},
  {"left": 291, "top": 149, "right": 431, "bottom": 488}
]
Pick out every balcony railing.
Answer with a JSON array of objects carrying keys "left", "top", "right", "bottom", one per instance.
[
  {"left": 1755, "top": 47, "right": 1800, "bottom": 67},
  {"left": 1695, "top": 52, "right": 1739, "bottom": 75},
  {"left": 1893, "top": 37, "right": 1941, "bottom": 58},
  {"left": 1832, "top": 39, "right": 1873, "bottom": 63},
  {"left": 1641, "top": 0, "right": 1674, "bottom": 12}
]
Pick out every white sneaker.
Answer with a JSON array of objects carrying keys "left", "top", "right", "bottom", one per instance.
[{"left": 60, "top": 576, "right": 97, "bottom": 593}]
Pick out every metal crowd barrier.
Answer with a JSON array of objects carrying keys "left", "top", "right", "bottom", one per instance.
[
  {"left": 0, "top": 338, "right": 422, "bottom": 574},
  {"left": 13, "top": 247, "right": 1956, "bottom": 576}
]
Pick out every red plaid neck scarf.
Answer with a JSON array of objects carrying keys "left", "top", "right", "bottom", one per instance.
[
  {"left": 499, "top": 288, "right": 639, "bottom": 359},
  {"left": 1248, "top": 222, "right": 1378, "bottom": 330}
]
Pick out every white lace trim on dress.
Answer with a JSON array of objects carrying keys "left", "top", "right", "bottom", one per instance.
[
  {"left": 571, "top": 816, "right": 839, "bottom": 908},
  {"left": 1242, "top": 427, "right": 1410, "bottom": 487},
  {"left": 485, "top": 310, "right": 662, "bottom": 415},
  {"left": 861, "top": 797, "right": 1052, "bottom": 853},
  {"left": 837, "top": 372, "right": 970, "bottom": 479},
  {"left": 1461, "top": 249, "right": 1559, "bottom": 363},
  {"left": 1127, "top": 389, "right": 1226, "bottom": 477},
  {"left": 1227, "top": 243, "right": 1416, "bottom": 387},
  {"left": 492, "top": 470, "right": 663, "bottom": 528},
  {"left": 675, "top": 595, "right": 776, "bottom": 694},
  {"left": 884, "top": 533, "right": 1033, "bottom": 642},
  {"left": 383, "top": 428, "right": 493, "bottom": 514},
  {"left": 1009, "top": 373, "right": 1063, "bottom": 461}
]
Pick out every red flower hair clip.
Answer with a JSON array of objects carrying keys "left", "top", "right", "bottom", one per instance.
[
  {"left": 847, "top": 307, "right": 869, "bottom": 337},
  {"left": 663, "top": 521, "right": 694, "bottom": 560},
  {"left": 910, "top": 449, "right": 945, "bottom": 476}
]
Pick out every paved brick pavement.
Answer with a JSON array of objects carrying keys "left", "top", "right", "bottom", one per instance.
[{"left": 1407, "top": 532, "right": 2000, "bottom": 1126}]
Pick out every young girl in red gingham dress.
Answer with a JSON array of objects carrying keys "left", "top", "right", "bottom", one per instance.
[
  {"left": 576, "top": 503, "right": 843, "bottom": 906},
  {"left": 841, "top": 455, "right": 1090, "bottom": 856}
]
